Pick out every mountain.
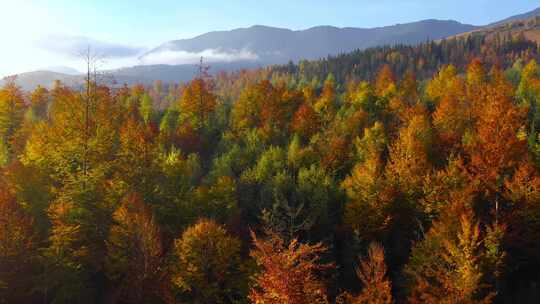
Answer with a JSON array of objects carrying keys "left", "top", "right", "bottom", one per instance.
[
  {"left": 142, "top": 20, "right": 478, "bottom": 64},
  {"left": 449, "top": 14, "right": 540, "bottom": 45},
  {"left": 0, "top": 61, "right": 265, "bottom": 91},
  {"left": 111, "top": 61, "right": 264, "bottom": 83},
  {"left": 489, "top": 7, "right": 540, "bottom": 26},
  {"left": 43, "top": 66, "right": 81, "bottom": 75},
  {"left": 10, "top": 20, "right": 477, "bottom": 91},
  {"left": 0, "top": 70, "right": 82, "bottom": 91},
  {"left": 7, "top": 6, "right": 540, "bottom": 91}
]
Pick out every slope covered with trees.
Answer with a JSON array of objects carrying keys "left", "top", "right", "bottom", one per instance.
[{"left": 2, "top": 30, "right": 540, "bottom": 304}]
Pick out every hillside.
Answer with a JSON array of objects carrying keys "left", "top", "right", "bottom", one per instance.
[
  {"left": 452, "top": 15, "right": 540, "bottom": 44},
  {"left": 489, "top": 6, "right": 540, "bottom": 26},
  {"left": 142, "top": 20, "right": 478, "bottom": 64},
  {"left": 0, "top": 70, "right": 82, "bottom": 91}
]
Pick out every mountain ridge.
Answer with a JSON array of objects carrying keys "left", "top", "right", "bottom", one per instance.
[
  {"left": 489, "top": 7, "right": 540, "bottom": 26},
  {"left": 5, "top": 6, "right": 540, "bottom": 91},
  {"left": 142, "top": 19, "right": 478, "bottom": 64}
]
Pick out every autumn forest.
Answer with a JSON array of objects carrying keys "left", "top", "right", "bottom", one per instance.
[{"left": 3, "top": 27, "right": 540, "bottom": 304}]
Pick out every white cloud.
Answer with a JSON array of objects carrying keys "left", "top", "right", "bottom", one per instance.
[
  {"left": 36, "top": 34, "right": 145, "bottom": 59},
  {"left": 139, "top": 48, "right": 259, "bottom": 65}
]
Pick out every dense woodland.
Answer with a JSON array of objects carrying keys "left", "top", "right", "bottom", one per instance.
[{"left": 3, "top": 33, "right": 540, "bottom": 304}]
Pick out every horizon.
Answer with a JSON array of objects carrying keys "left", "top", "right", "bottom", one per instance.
[{"left": 1, "top": 0, "right": 539, "bottom": 78}]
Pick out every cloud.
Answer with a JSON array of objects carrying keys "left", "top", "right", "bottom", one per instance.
[
  {"left": 139, "top": 48, "right": 259, "bottom": 65},
  {"left": 36, "top": 34, "right": 145, "bottom": 59}
]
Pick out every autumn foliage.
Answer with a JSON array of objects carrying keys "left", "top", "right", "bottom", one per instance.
[
  {"left": 2, "top": 34, "right": 540, "bottom": 304},
  {"left": 249, "top": 231, "right": 332, "bottom": 304}
]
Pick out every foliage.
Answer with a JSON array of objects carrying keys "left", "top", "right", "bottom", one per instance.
[
  {"left": 249, "top": 231, "right": 332, "bottom": 304},
  {"left": 171, "top": 219, "right": 244, "bottom": 303},
  {"left": 3, "top": 32, "right": 540, "bottom": 303}
]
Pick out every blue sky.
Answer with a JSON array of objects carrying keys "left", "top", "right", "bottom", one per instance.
[{"left": 1, "top": 0, "right": 539, "bottom": 76}]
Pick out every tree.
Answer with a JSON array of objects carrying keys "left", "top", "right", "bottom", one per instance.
[
  {"left": 0, "top": 82, "right": 26, "bottom": 165},
  {"left": 178, "top": 78, "right": 217, "bottom": 130},
  {"left": 261, "top": 165, "right": 338, "bottom": 242},
  {"left": 433, "top": 94, "right": 471, "bottom": 155},
  {"left": 425, "top": 65, "right": 464, "bottom": 103},
  {"left": 139, "top": 93, "right": 154, "bottom": 126},
  {"left": 466, "top": 81, "right": 527, "bottom": 212},
  {"left": 385, "top": 114, "right": 433, "bottom": 197},
  {"left": 115, "top": 116, "right": 159, "bottom": 201},
  {"left": 153, "top": 149, "right": 202, "bottom": 234},
  {"left": 249, "top": 231, "right": 332, "bottom": 304},
  {"left": 42, "top": 173, "right": 111, "bottom": 304},
  {"left": 0, "top": 182, "right": 37, "bottom": 303},
  {"left": 420, "top": 157, "right": 470, "bottom": 220},
  {"left": 516, "top": 60, "right": 540, "bottom": 163},
  {"left": 231, "top": 82, "right": 265, "bottom": 134},
  {"left": 338, "top": 243, "right": 393, "bottom": 304},
  {"left": 342, "top": 123, "right": 389, "bottom": 240},
  {"left": 105, "top": 193, "right": 164, "bottom": 304},
  {"left": 29, "top": 85, "right": 49, "bottom": 120},
  {"left": 405, "top": 208, "right": 495, "bottom": 304},
  {"left": 399, "top": 70, "right": 419, "bottom": 105},
  {"left": 22, "top": 82, "right": 119, "bottom": 183},
  {"left": 503, "top": 162, "right": 540, "bottom": 291},
  {"left": 466, "top": 58, "right": 486, "bottom": 88},
  {"left": 189, "top": 176, "right": 240, "bottom": 225},
  {"left": 375, "top": 65, "right": 396, "bottom": 98},
  {"left": 171, "top": 219, "right": 244, "bottom": 304},
  {"left": 314, "top": 74, "right": 337, "bottom": 119},
  {"left": 231, "top": 80, "right": 298, "bottom": 143},
  {"left": 291, "top": 102, "right": 320, "bottom": 140}
]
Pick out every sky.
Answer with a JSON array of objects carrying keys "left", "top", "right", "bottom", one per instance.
[{"left": 0, "top": 0, "right": 539, "bottom": 77}]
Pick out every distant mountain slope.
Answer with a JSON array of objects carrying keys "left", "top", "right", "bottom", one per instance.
[
  {"left": 112, "top": 61, "right": 264, "bottom": 83},
  {"left": 142, "top": 20, "right": 478, "bottom": 64},
  {"left": 0, "top": 71, "right": 82, "bottom": 91},
  {"left": 0, "top": 61, "right": 265, "bottom": 90},
  {"left": 450, "top": 15, "right": 540, "bottom": 45},
  {"left": 489, "top": 7, "right": 540, "bottom": 26}
]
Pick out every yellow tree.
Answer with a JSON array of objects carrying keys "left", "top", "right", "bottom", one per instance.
[
  {"left": 178, "top": 78, "right": 217, "bottom": 130},
  {"left": 21, "top": 83, "right": 120, "bottom": 303},
  {"left": 385, "top": 114, "right": 433, "bottom": 196},
  {"left": 29, "top": 85, "right": 49, "bottom": 119},
  {"left": 115, "top": 116, "right": 159, "bottom": 201},
  {"left": 105, "top": 193, "right": 164, "bottom": 304},
  {"left": 314, "top": 75, "right": 337, "bottom": 119},
  {"left": 0, "top": 82, "right": 26, "bottom": 165},
  {"left": 425, "top": 65, "right": 464, "bottom": 103},
  {"left": 466, "top": 58, "right": 486, "bottom": 88},
  {"left": 343, "top": 122, "right": 390, "bottom": 240},
  {"left": 375, "top": 65, "right": 396, "bottom": 98},
  {"left": 231, "top": 81, "right": 269, "bottom": 134},
  {"left": 399, "top": 70, "right": 419, "bottom": 105},
  {"left": 405, "top": 208, "right": 494, "bottom": 304},
  {"left": 172, "top": 219, "right": 244, "bottom": 304}
]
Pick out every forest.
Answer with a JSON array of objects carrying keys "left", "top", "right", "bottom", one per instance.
[{"left": 2, "top": 32, "right": 540, "bottom": 304}]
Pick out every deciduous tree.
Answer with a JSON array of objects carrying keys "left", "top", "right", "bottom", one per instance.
[
  {"left": 172, "top": 219, "right": 244, "bottom": 304},
  {"left": 249, "top": 231, "right": 332, "bottom": 304}
]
